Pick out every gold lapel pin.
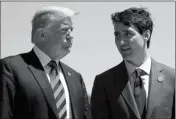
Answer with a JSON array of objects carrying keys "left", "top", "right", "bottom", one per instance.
[{"left": 157, "top": 75, "right": 164, "bottom": 82}]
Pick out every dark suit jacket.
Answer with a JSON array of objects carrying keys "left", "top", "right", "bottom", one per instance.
[
  {"left": 91, "top": 59, "right": 175, "bottom": 119},
  {"left": 0, "top": 50, "right": 91, "bottom": 119}
]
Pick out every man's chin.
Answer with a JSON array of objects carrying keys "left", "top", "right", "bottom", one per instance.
[
  {"left": 53, "top": 50, "right": 70, "bottom": 60},
  {"left": 122, "top": 53, "right": 131, "bottom": 60},
  {"left": 64, "top": 47, "right": 71, "bottom": 53}
]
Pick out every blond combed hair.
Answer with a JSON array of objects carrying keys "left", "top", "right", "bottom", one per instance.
[{"left": 31, "top": 6, "right": 79, "bottom": 43}]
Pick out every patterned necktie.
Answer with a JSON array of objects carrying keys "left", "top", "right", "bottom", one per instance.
[
  {"left": 132, "top": 68, "right": 146, "bottom": 117},
  {"left": 48, "top": 61, "right": 67, "bottom": 119}
]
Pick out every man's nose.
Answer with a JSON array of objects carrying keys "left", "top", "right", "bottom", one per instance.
[
  {"left": 66, "top": 29, "right": 73, "bottom": 40},
  {"left": 119, "top": 38, "right": 126, "bottom": 46}
]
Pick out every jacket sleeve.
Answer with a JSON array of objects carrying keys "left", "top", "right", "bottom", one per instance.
[
  {"left": 171, "top": 73, "right": 175, "bottom": 119},
  {"left": 0, "top": 59, "right": 16, "bottom": 119},
  {"left": 91, "top": 75, "right": 109, "bottom": 119},
  {"left": 171, "top": 68, "right": 175, "bottom": 119},
  {"left": 171, "top": 93, "right": 175, "bottom": 119}
]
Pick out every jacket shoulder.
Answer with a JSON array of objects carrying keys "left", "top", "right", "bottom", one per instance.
[
  {"left": 155, "top": 61, "right": 175, "bottom": 88},
  {"left": 0, "top": 52, "right": 30, "bottom": 68},
  {"left": 94, "top": 61, "right": 125, "bottom": 84},
  {"left": 155, "top": 61, "right": 175, "bottom": 77},
  {"left": 97, "top": 65, "right": 118, "bottom": 78},
  {"left": 0, "top": 53, "right": 22, "bottom": 67},
  {"left": 97, "top": 61, "right": 124, "bottom": 77}
]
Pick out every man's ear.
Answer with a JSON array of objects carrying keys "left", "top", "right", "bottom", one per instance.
[
  {"left": 36, "top": 28, "right": 47, "bottom": 41},
  {"left": 143, "top": 30, "right": 150, "bottom": 42}
]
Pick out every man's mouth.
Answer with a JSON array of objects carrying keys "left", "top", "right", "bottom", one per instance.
[
  {"left": 121, "top": 47, "right": 131, "bottom": 53},
  {"left": 63, "top": 43, "right": 72, "bottom": 48}
]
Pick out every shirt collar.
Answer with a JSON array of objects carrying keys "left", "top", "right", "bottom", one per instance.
[
  {"left": 33, "top": 45, "right": 60, "bottom": 67},
  {"left": 124, "top": 56, "right": 151, "bottom": 76}
]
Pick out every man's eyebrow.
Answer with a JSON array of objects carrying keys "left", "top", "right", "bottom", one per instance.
[
  {"left": 122, "top": 29, "right": 134, "bottom": 33},
  {"left": 60, "top": 25, "right": 73, "bottom": 29},
  {"left": 114, "top": 29, "right": 129, "bottom": 33}
]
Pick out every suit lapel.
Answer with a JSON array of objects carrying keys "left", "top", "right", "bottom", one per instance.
[
  {"left": 60, "top": 62, "right": 78, "bottom": 119},
  {"left": 122, "top": 82, "right": 141, "bottom": 119},
  {"left": 117, "top": 61, "right": 141, "bottom": 119},
  {"left": 145, "top": 59, "right": 163, "bottom": 119},
  {"left": 26, "top": 50, "right": 59, "bottom": 119}
]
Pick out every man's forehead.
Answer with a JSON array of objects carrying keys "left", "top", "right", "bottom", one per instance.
[
  {"left": 50, "top": 16, "right": 73, "bottom": 26},
  {"left": 61, "top": 17, "right": 73, "bottom": 25},
  {"left": 114, "top": 22, "right": 137, "bottom": 32},
  {"left": 114, "top": 22, "right": 130, "bottom": 30}
]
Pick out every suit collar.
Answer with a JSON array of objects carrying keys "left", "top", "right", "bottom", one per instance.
[
  {"left": 146, "top": 58, "right": 164, "bottom": 118},
  {"left": 60, "top": 62, "right": 73, "bottom": 78},
  {"left": 124, "top": 56, "right": 152, "bottom": 76},
  {"left": 33, "top": 46, "right": 51, "bottom": 67},
  {"left": 59, "top": 62, "right": 79, "bottom": 119},
  {"left": 114, "top": 61, "right": 128, "bottom": 84},
  {"left": 25, "top": 50, "right": 59, "bottom": 119},
  {"left": 151, "top": 58, "right": 163, "bottom": 72},
  {"left": 33, "top": 46, "right": 60, "bottom": 67}
]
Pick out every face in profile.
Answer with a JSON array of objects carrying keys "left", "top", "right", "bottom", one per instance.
[
  {"left": 43, "top": 16, "right": 74, "bottom": 60},
  {"left": 114, "top": 22, "right": 146, "bottom": 62}
]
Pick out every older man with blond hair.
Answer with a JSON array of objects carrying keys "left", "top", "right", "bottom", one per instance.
[{"left": 0, "top": 6, "right": 91, "bottom": 119}]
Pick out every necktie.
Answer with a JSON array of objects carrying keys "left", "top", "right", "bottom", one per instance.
[
  {"left": 48, "top": 61, "right": 67, "bottom": 119},
  {"left": 132, "top": 68, "right": 146, "bottom": 117}
]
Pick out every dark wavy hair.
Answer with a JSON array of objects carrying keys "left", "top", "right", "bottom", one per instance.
[{"left": 111, "top": 7, "right": 153, "bottom": 48}]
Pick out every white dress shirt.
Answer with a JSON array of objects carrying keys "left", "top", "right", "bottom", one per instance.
[
  {"left": 124, "top": 56, "right": 152, "bottom": 107},
  {"left": 33, "top": 46, "right": 72, "bottom": 119}
]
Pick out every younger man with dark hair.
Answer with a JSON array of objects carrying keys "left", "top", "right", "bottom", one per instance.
[{"left": 91, "top": 7, "right": 175, "bottom": 119}]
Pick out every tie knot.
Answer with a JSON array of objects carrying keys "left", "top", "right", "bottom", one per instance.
[
  {"left": 48, "top": 60, "right": 59, "bottom": 76},
  {"left": 48, "top": 60, "right": 58, "bottom": 69},
  {"left": 135, "top": 68, "right": 145, "bottom": 77}
]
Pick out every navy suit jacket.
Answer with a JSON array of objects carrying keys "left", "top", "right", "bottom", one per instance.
[
  {"left": 0, "top": 50, "right": 91, "bottom": 119},
  {"left": 91, "top": 59, "right": 175, "bottom": 119}
]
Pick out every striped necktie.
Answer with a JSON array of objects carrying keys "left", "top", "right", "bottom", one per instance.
[{"left": 48, "top": 61, "right": 67, "bottom": 119}]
